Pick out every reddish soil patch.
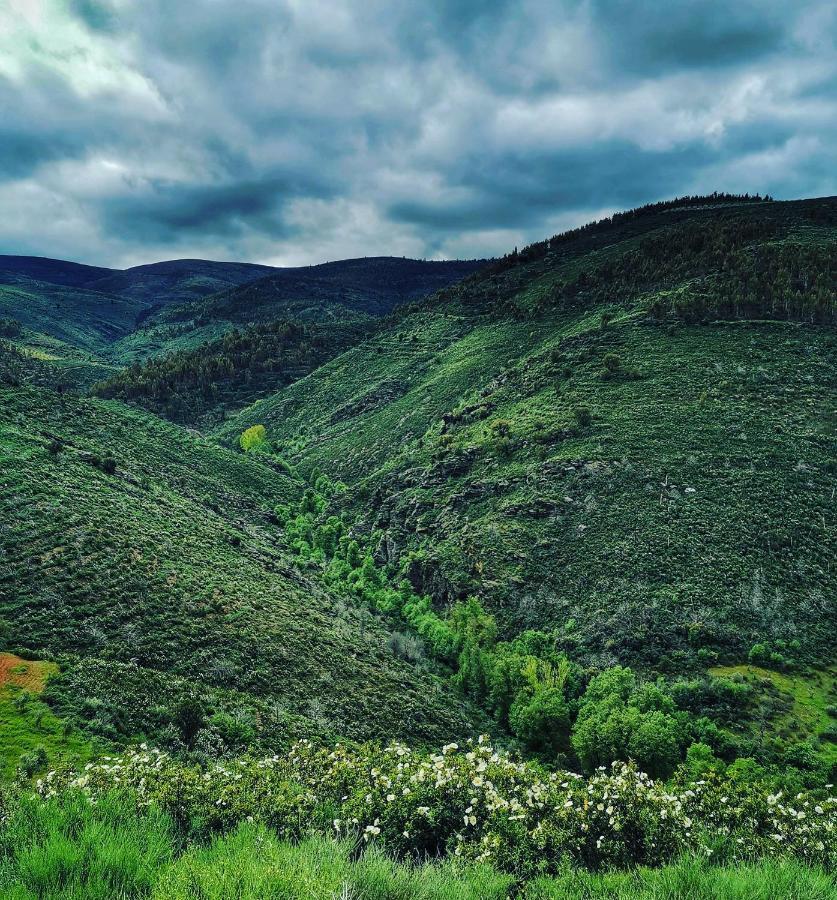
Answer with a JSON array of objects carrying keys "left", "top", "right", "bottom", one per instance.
[{"left": 0, "top": 652, "right": 58, "bottom": 694}]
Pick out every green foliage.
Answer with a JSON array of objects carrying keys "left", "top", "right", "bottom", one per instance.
[
  {"left": 0, "top": 386, "right": 476, "bottom": 753},
  {"left": 35, "top": 738, "right": 837, "bottom": 876},
  {"left": 217, "top": 198, "right": 836, "bottom": 707},
  {"left": 0, "top": 317, "right": 22, "bottom": 338},
  {"left": 571, "top": 668, "right": 685, "bottom": 778},
  {"left": 602, "top": 352, "right": 621, "bottom": 374},
  {"left": 0, "top": 791, "right": 175, "bottom": 899},
  {"left": 572, "top": 405, "right": 592, "bottom": 427},
  {"left": 509, "top": 686, "right": 571, "bottom": 756},
  {"left": 1, "top": 796, "right": 832, "bottom": 898},
  {"left": 523, "top": 857, "right": 836, "bottom": 900},
  {"left": 239, "top": 423, "right": 267, "bottom": 452},
  {"left": 94, "top": 320, "right": 372, "bottom": 427}
]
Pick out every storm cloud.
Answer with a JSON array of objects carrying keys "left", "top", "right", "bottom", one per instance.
[{"left": 0, "top": 0, "right": 834, "bottom": 266}]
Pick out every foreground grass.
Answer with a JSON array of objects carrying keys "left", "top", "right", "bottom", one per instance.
[
  {"left": 0, "top": 792, "right": 833, "bottom": 899},
  {"left": 0, "top": 654, "right": 96, "bottom": 781}
]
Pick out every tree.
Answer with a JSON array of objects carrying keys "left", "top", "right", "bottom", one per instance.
[
  {"left": 509, "top": 685, "right": 571, "bottom": 755},
  {"left": 571, "top": 667, "right": 685, "bottom": 777},
  {"left": 239, "top": 424, "right": 268, "bottom": 452}
]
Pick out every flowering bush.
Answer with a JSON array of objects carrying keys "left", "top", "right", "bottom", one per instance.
[{"left": 36, "top": 737, "right": 836, "bottom": 876}]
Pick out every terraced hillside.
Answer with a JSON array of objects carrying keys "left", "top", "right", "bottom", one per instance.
[
  {"left": 218, "top": 197, "right": 837, "bottom": 674},
  {"left": 0, "top": 385, "right": 480, "bottom": 753},
  {"left": 0, "top": 273, "right": 145, "bottom": 352},
  {"left": 91, "top": 257, "right": 487, "bottom": 420}
]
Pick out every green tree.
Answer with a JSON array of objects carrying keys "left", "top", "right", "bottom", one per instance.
[
  {"left": 509, "top": 685, "right": 571, "bottom": 755},
  {"left": 239, "top": 424, "right": 268, "bottom": 452},
  {"left": 571, "top": 667, "right": 684, "bottom": 777}
]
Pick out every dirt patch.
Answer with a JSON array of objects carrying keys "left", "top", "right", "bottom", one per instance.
[{"left": 0, "top": 652, "right": 58, "bottom": 694}]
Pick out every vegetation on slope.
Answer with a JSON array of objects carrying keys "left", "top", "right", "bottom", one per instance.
[
  {"left": 0, "top": 274, "right": 144, "bottom": 353},
  {"left": 91, "top": 318, "right": 374, "bottom": 426},
  {"left": 91, "top": 257, "right": 486, "bottom": 420},
  {"left": 217, "top": 199, "right": 836, "bottom": 687},
  {"left": 1, "top": 196, "right": 834, "bottom": 894},
  {"left": 156, "top": 257, "right": 487, "bottom": 327},
  {"left": 223, "top": 457, "right": 834, "bottom": 782},
  {"left": 0, "top": 652, "right": 97, "bottom": 781},
  {"left": 17, "top": 737, "right": 837, "bottom": 878},
  {"left": 0, "top": 385, "right": 480, "bottom": 757}
]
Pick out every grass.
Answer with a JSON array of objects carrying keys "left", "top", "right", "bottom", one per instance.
[
  {"left": 0, "top": 654, "right": 95, "bottom": 781},
  {"left": 709, "top": 664, "right": 837, "bottom": 761},
  {"left": 523, "top": 858, "right": 836, "bottom": 899},
  {"left": 0, "top": 792, "right": 833, "bottom": 899},
  {"left": 0, "top": 792, "right": 175, "bottom": 900}
]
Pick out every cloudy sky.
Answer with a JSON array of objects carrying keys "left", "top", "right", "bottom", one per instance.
[{"left": 1, "top": 0, "right": 835, "bottom": 268}]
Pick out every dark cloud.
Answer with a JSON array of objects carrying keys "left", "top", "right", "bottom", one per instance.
[
  {"left": 68, "top": 0, "right": 116, "bottom": 33},
  {"left": 0, "top": 0, "right": 833, "bottom": 266},
  {"left": 99, "top": 170, "right": 336, "bottom": 242},
  {"left": 592, "top": 1, "right": 788, "bottom": 73}
]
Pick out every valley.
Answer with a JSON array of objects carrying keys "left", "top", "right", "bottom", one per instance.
[{"left": 1, "top": 195, "right": 835, "bottom": 894}]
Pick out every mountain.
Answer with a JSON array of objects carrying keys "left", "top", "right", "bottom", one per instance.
[
  {"left": 217, "top": 196, "right": 836, "bottom": 679},
  {"left": 2, "top": 195, "right": 835, "bottom": 822},
  {"left": 0, "top": 254, "right": 486, "bottom": 400},
  {"left": 155, "top": 257, "right": 489, "bottom": 325},
  {"left": 85, "top": 258, "right": 279, "bottom": 316},
  {"left": 0, "top": 382, "right": 480, "bottom": 753},
  {"left": 0, "top": 255, "right": 114, "bottom": 288},
  {"left": 89, "top": 257, "right": 487, "bottom": 421}
]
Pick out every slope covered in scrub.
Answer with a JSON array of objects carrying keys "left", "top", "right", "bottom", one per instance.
[
  {"left": 217, "top": 197, "right": 837, "bottom": 673},
  {"left": 0, "top": 385, "right": 481, "bottom": 753}
]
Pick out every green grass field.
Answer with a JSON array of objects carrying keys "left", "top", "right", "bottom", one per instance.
[{"left": 0, "top": 791, "right": 833, "bottom": 899}]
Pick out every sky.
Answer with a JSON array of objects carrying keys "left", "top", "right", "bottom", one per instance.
[{"left": 0, "top": 0, "right": 835, "bottom": 269}]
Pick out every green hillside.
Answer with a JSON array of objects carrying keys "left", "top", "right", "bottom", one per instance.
[
  {"left": 92, "top": 318, "right": 374, "bottom": 426},
  {"left": 0, "top": 384, "right": 480, "bottom": 756},
  {"left": 218, "top": 197, "right": 836, "bottom": 677},
  {"left": 1, "top": 197, "right": 835, "bottom": 897},
  {"left": 90, "top": 258, "right": 487, "bottom": 419},
  {"left": 0, "top": 274, "right": 144, "bottom": 352}
]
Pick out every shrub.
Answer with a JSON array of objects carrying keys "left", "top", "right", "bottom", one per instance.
[
  {"left": 573, "top": 406, "right": 592, "bottom": 428},
  {"left": 509, "top": 686, "right": 571, "bottom": 755},
  {"left": 37, "top": 739, "right": 837, "bottom": 876},
  {"left": 490, "top": 419, "right": 512, "bottom": 438},
  {"left": 602, "top": 353, "right": 621, "bottom": 374},
  {"left": 17, "top": 745, "right": 48, "bottom": 778}
]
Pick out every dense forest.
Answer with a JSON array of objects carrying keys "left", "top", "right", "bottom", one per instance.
[{"left": 92, "top": 318, "right": 374, "bottom": 424}]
